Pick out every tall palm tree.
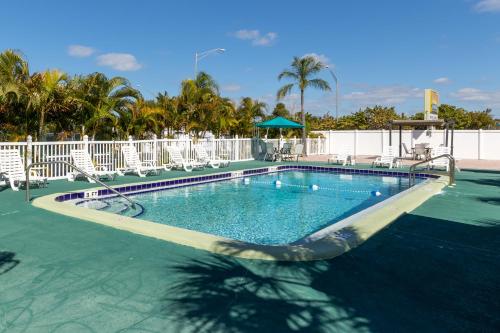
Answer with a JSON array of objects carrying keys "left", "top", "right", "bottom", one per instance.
[{"left": 277, "top": 56, "right": 331, "bottom": 153}]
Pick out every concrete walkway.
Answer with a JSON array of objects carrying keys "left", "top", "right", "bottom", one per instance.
[{"left": 0, "top": 161, "right": 499, "bottom": 332}]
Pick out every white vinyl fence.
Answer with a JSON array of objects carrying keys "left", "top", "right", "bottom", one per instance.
[
  {"left": 313, "top": 129, "right": 500, "bottom": 160},
  {"left": 0, "top": 135, "right": 327, "bottom": 180}
]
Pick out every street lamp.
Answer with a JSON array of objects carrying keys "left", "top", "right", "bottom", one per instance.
[
  {"left": 325, "top": 66, "right": 339, "bottom": 120},
  {"left": 194, "top": 48, "right": 226, "bottom": 77}
]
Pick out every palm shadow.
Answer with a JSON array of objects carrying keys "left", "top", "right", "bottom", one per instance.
[
  {"left": 162, "top": 255, "right": 368, "bottom": 332},
  {"left": 0, "top": 251, "right": 20, "bottom": 275},
  {"left": 161, "top": 214, "right": 500, "bottom": 332}
]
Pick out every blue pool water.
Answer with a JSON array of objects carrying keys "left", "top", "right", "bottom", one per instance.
[{"left": 89, "top": 171, "right": 418, "bottom": 245}]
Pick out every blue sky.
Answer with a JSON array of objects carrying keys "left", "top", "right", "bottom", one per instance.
[{"left": 2, "top": 0, "right": 500, "bottom": 117}]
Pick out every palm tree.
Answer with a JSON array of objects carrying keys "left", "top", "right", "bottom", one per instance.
[
  {"left": 70, "top": 73, "right": 140, "bottom": 139},
  {"left": 277, "top": 56, "right": 331, "bottom": 153},
  {"left": 32, "top": 69, "right": 68, "bottom": 139},
  {"left": 234, "top": 97, "right": 267, "bottom": 136},
  {"left": 0, "top": 49, "right": 33, "bottom": 139}
]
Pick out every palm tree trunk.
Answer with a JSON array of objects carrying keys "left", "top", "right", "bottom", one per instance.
[
  {"left": 300, "top": 89, "right": 307, "bottom": 155},
  {"left": 39, "top": 109, "right": 45, "bottom": 140}
]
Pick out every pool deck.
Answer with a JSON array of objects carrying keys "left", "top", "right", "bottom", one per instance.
[{"left": 1, "top": 161, "right": 499, "bottom": 332}]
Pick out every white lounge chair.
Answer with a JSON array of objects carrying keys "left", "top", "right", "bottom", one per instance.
[
  {"left": 428, "top": 146, "right": 451, "bottom": 171},
  {"left": 166, "top": 146, "right": 204, "bottom": 172},
  {"left": 328, "top": 148, "right": 353, "bottom": 166},
  {"left": 120, "top": 145, "right": 169, "bottom": 177},
  {"left": 372, "top": 146, "right": 397, "bottom": 169},
  {"left": 68, "top": 150, "right": 117, "bottom": 183},
  {"left": 290, "top": 144, "right": 304, "bottom": 162},
  {"left": 0, "top": 149, "right": 47, "bottom": 191},
  {"left": 194, "top": 145, "right": 229, "bottom": 168}
]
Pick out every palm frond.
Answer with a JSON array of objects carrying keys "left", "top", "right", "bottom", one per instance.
[
  {"left": 306, "top": 78, "right": 331, "bottom": 91},
  {"left": 277, "top": 83, "right": 294, "bottom": 100}
]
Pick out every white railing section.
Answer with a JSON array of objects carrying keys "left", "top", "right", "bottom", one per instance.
[{"left": 0, "top": 135, "right": 327, "bottom": 180}]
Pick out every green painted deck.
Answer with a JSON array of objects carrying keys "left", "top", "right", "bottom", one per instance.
[{"left": 0, "top": 161, "right": 499, "bottom": 332}]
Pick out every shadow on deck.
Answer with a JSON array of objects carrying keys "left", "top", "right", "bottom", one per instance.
[{"left": 161, "top": 213, "right": 500, "bottom": 332}]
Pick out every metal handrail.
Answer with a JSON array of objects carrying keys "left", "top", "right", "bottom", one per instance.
[
  {"left": 408, "top": 154, "right": 456, "bottom": 187},
  {"left": 25, "top": 161, "right": 137, "bottom": 208}
]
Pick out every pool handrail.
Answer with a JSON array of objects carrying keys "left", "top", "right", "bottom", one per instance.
[
  {"left": 25, "top": 160, "right": 137, "bottom": 208},
  {"left": 409, "top": 154, "right": 455, "bottom": 187}
]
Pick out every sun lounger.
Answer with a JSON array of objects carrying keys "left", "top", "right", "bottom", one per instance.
[
  {"left": 166, "top": 146, "right": 204, "bottom": 172},
  {"left": 194, "top": 145, "right": 229, "bottom": 168},
  {"left": 328, "top": 148, "right": 353, "bottom": 166},
  {"left": 120, "top": 145, "right": 169, "bottom": 177},
  {"left": 372, "top": 146, "right": 397, "bottom": 169},
  {"left": 0, "top": 149, "right": 47, "bottom": 191},
  {"left": 68, "top": 149, "right": 117, "bottom": 182},
  {"left": 428, "top": 146, "right": 451, "bottom": 171}
]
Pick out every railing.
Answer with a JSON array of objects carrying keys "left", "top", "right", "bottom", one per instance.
[
  {"left": 1, "top": 136, "right": 327, "bottom": 180},
  {"left": 408, "top": 154, "right": 456, "bottom": 187},
  {"left": 25, "top": 160, "right": 137, "bottom": 208}
]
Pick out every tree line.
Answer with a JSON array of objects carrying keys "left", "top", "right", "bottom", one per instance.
[{"left": 0, "top": 49, "right": 496, "bottom": 142}]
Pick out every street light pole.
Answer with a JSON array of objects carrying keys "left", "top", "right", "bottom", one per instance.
[
  {"left": 325, "top": 66, "right": 339, "bottom": 120},
  {"left": 194, "top": 48, "right": 226, "bottom": 77}
]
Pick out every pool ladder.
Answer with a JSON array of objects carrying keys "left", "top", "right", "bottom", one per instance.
[
  {"left": 408, "top": 154, "right": 456, "bottom": 187},
  {"left": 25, "top": 161, "right": 137, "bottom": 208}
]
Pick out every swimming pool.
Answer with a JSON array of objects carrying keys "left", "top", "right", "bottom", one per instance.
[
  {"left": 35, "top": 165, "right": 446, "bottom": 260},
  {"left": 77, "top": 170, "right": 419, "bottom": 245}
]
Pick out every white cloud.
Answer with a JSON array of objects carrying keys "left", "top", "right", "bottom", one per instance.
[
  {"left": 302, "top": 53, "right": 330, "bottom": 65},
  {"left": 343, "top": 85, "right": 422, "bottom": 105},
  {"left": 451, "top": 88, "right": 500, "bottom": 103},
  {"left": 67, "top": 45, "right": 95, "bottom": 57},
  {"left": 434, "top": 77, "right": 451, "bottom": 84},
  {"left": 474, "top": 0, "right": 500, "bottom": 12},
  {"left": 222, "top": 84, "right": 241, "bottom": 92},
  {"left": 234, "top": 29, "right": 260, "bottom": 40},
  {"left": 96, "top": 53, "right": 142, "bottom": 71},
  {"left": 232, "top": 29, "right": 278, "bottom": 46}
]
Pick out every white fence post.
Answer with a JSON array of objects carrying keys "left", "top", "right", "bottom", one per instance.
[
  {"left": 152, "top": 134, "right": 158, "bottom": 164},
  {"left": 26, "top": 135, "right": 33, "bottom": 166},
  {"left": 83, "top": 135, "right": 89, "bottom": 152},
  {"left": 211, "top": 137, "right": 216, "bottom": 159},
  {"left": 235, "top": 135, "right": 240, "bottom": 161}
]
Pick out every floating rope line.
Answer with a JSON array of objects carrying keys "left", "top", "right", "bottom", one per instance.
[{"left": 245, "top": 180, "right": 375, "bottom": 194}]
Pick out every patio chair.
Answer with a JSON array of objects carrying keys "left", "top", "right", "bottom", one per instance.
[
  {"left": 291, "top": 144, "right": 304, "bottom": 162},
  {"left": 120, "top": 145, "right": 169, "bottom": 177},
  {"left": 372, "top": 146, "right": 397, "bottom": 169},
  {"left": 194, "top": 145, "right": 230, "bottom": 168},
  {"left": 428, "top": 146, "right": 451, "bottom": 171},
  {"left": 166, "top": 146, "right": 204, "bottom": 172},
  {"left": 280, "top": 142, "right": 293, "bottom": 161},
  {"left": 264, "top": 142, "right": 277, "bottom": 161},
  {"left": 402, "top": 143, "right": 414, "bottom": 159},
  {"left": 0, "top": 149, "right": 47, "bottom": 191},
  {"left": 68, "top": 150, "right": 117, "bottom": 183},
  {"left": 414, "top": 143, "right": 429, "bottom": 160},
  {"left": 328, "top": 148, "right": 353, "bottom": 166}
]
